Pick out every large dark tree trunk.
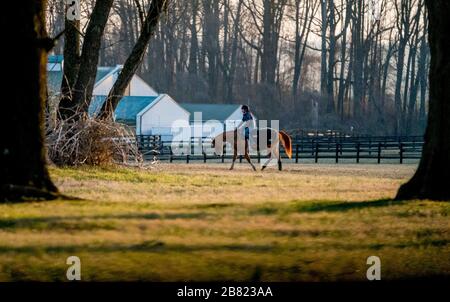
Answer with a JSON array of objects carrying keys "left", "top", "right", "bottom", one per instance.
[
  {"left": 396, "top": 0, "right": 450, "bottom": 201},
  {"left": 0, "top": 0, "right": 58, "bottom": 201},
  {"left": 98, "top": 0, "right": 168, "bottom": 119}
]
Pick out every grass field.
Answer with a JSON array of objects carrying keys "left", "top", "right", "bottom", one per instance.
[{"left": 0, "top": 163, "right": 449, "bottom": 281}]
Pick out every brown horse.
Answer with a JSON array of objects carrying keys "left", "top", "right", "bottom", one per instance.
[{"left": 212, "top": 128, "right": 292, "bottom": 171}]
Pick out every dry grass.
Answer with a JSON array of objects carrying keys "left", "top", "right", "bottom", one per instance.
[{"left": 0, "top": 163, "right": 448, "bottom": 281}]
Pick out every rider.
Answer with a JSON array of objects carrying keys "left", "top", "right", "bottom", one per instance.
[{"left": 237, "top": 105, "right": 256, "bottom": 145}]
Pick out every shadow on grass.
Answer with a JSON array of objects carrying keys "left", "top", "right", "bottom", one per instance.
[
  {"left": 1, "top": 238, "right": 449, "bottom": 255},
  {"left": 0, "top": 212, "right": 209, "bottom": 230},
  {"left": 250, "top": 199, "right": 407, "bottom": 216},
  {"left": 0, "top": 241, "right": 278, "bottom": 254},
  {"left": 292, "top": 199, "right": 406, "bottom": 213}
]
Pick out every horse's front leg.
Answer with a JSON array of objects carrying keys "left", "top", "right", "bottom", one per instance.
[
  {"left": 244, "top": 154, "right": 256, "bottom": 171},
  {"left": 244, "top": 140, "right": 256, "bottom": 171}
]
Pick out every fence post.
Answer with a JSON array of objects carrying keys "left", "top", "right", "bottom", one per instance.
[
  {"left": 377, "top": 143, "right": 381, "bottom": 164},
  {"left": 186, "top": 154, "right": 190, "bottom": 164},
  {"left": 256, "top": 128, "right": 260, "bottom": 164},
  {"left": 400, "top": 143, "right": 404, "bottom": 164},
  {"left": 222, "top": 139, "right": 225, "bottom": 163},
  {"left": 295, "top": 144, "right": 299, "bottom": 163},
  {"left": 203, "top": 152, "right": 207, "bottom": 163},
  {"left": 335, "top": 143, "right": 339, "bottom": 163},
  {"left": 315, "top": 143, "right": 319, "bottom": 163},
  {"left": 239, "top": 155, "right": 243, "bottom": 163},
  {"left": 169, "top": 146, "right": 173, "bottom": 163},
  {"left": 356, "top": 143, "right": 360, "bottom": 163}
]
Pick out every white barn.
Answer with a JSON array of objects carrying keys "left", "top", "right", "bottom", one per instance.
[{"left": 89, "top": 95, "right": 190, "bottom": 140}]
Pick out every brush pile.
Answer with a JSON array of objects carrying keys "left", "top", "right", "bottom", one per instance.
[{"left": 46, "top": 114, "right": 143, "bottom": 166}]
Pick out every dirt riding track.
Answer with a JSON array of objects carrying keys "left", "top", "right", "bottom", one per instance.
[{"left": 0, "top": 163, "right": 449, "bottom": 281}]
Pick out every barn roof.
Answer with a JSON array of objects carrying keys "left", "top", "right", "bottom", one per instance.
[
  {"left": 48, "top": 55, "right": 64, "bottom": 63},
  {"left": 47, "top": 67, "right": 116, "bottom": 95},
  {"left": 89, "top": 95, "right": 158, "bottom": 125},
  {"left": 180, "top": 103, "right": 240, "bottom": 123}
]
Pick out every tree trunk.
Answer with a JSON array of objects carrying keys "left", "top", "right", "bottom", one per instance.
[
  {"left": 396, "top": 0, "right": 450, "bottom": 200},
  {"left": 320, "top": 0, "right": 328, "bottom": 96},
  {"left": 203, "top": 0, "right": 220, "bottom": 99},
  {"left": 0, "top": 0, "right": 58, "bottom": 201},
  {"left": 58, "top": 16, "right": 80, "bottom": 120},
  {"left": 225, "top": 0, "right": 243, "bottom": 102},
  {"left": 292, "top": 0, "right": 314, "bottom": 103},
  {"left": 188, "top": 0, "right": 199, "bottom": 75},
  {"left": 98, "top": 0, "right": 168, "bottom": 119},
  {"left": 337, "top": 0, "right": 351, "bottom": 119},
  {"left": 326, "top": 0, "right": 336, "bottom": 114},
  {"left": 418, "top": 10, "right": 429, "bottom": 127},
  {"left": 69, "top": 0, "right": 114, "bottom": 115},
  {"left": 352, "top": 0, "right": 364, "bottom": 118}
]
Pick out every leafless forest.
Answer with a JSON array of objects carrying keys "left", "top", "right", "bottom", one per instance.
[{"left": 46, "top": 0, "right": 428, "bottom": 135}]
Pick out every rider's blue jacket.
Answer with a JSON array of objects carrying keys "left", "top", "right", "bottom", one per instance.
[{"left": 242, "top": 112, "right": 253, "bottom": 139}]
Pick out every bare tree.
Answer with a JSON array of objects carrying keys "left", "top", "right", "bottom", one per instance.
[
  {"left": 98, "top": 0, "right": 169, "bottom": 119},
  {"left": 58, "top": 0, "right": 114, "bottom": 118},
  {"left": 396, "top": 0, "right": 450, "bottom": 200}
]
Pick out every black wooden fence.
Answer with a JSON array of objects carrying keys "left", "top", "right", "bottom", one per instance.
[{"left": 133, "top": 134, "right": 423, "bottom": 164}]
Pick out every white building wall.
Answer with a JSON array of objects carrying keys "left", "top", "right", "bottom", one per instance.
[
  {"left": 129, "top": 76, "right": 158, "bottom": 96},
  {"left": 137, "top": 95, "right": 190, "bottom": 140},
  {"left": 93, "top": 75, "right": 116, "bottom": 96},
  {"left": 93, "top": 69, "right": 158, "bottom": 97}
]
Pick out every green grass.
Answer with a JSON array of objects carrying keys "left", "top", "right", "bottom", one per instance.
[{"left": 0, "top": 163, "right": 448, "bottom": 281}]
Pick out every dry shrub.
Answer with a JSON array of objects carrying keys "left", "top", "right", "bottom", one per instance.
[{"left": 46, "top": 114, "right": 143, "bottom": 166}]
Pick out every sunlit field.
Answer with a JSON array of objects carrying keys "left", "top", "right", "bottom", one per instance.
[{"left": 0, "top": 163, "right": 449, "bottom": 281}]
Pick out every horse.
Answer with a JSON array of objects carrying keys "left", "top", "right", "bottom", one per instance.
[{"left": 211, "top": 128, "right": 292, "bottom": 171}]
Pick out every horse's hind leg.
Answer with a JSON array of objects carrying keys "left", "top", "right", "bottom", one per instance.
[
  {"left": 261, "top": 152, "right": 272, "bottom": 171},
  {"left": 274, "top": 148, "right": 282, "bottom": 171},
  {"left": 230, "top": 154, "right": 237, "bottom": 170}
]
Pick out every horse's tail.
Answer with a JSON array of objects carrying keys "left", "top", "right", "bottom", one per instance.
[{"left": 279, "top": 130, "right": 292, "bottom": 159}]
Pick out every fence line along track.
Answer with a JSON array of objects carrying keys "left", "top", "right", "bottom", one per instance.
[{"left": 130, "top": 134, "right": 423, "bottom": 164}]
